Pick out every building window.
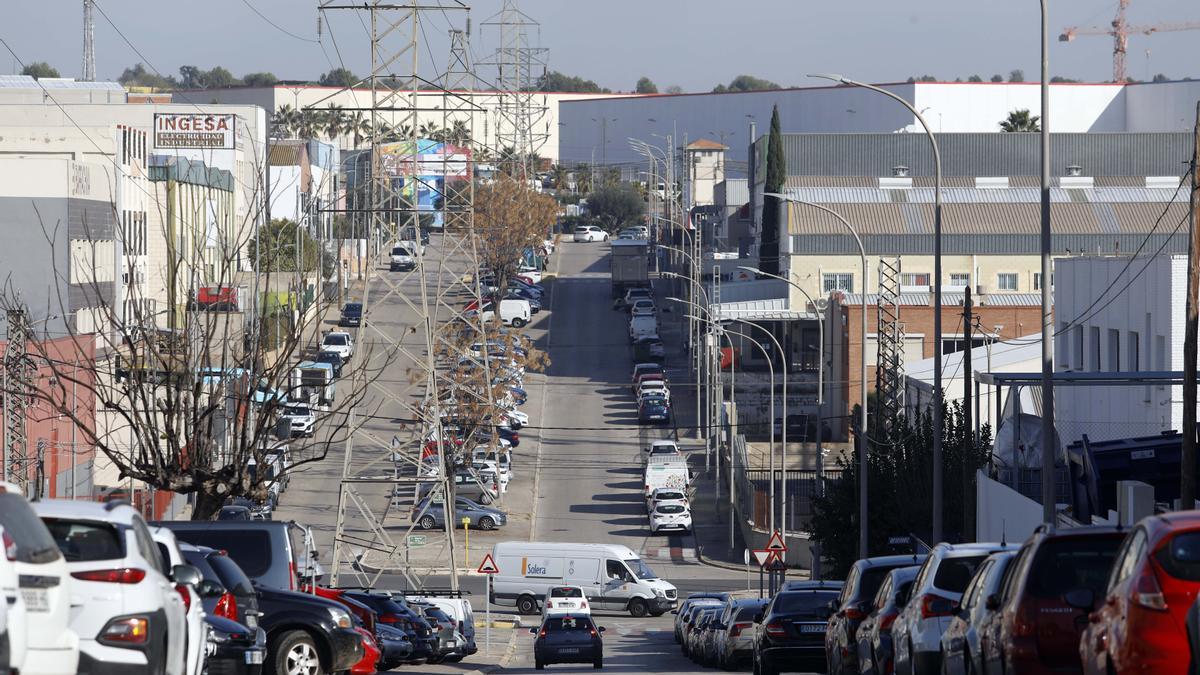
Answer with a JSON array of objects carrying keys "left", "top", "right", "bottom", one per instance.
[
  {"left": 1107, "top": 329, "right": 1120, "bottom": 372},
  {"left": 949, "top": 273, "right": 971, "bottom": 289},
  {"left": 822, "top": 273, "right": 854, "bottom": 294},
  {"left": 1033, "top": 272, "right": 1054, "bottom": 290},
  {"left": 1090, "top": 327, "right": 1101, "bottom": 371},
  {"left": 996, "top": 273, "right": 1019, "bottom": 291},
  {"left": 1128, "top": 331, "right": 1140, "bottom": 371},
  {"left": 942, "top": 334, "right": 994, "bottom": 356},
  {"left": 901, "top": 273, "right": 930, "bottom": 287}
]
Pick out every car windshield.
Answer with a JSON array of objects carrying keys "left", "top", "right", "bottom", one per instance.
[
  {"left": 544, "top": 616, "right": 594, "bottom": 632},
  {"left": 656, "top": 504, "right": 686, "bottom": 514},
  {"left": 324, "top": 335, "right": 348, "bottom": 346},
  {"left": 551, "top": 587, "right": 583, "bottom": 598},
  {"left": 773, "top": 590, "right": 840, "bottom": 615},
  {"left": 42, "top": 518, "right": 123, "bottom": 562},
  {"left": 626, "top": 557, "right": 657, "bottom": 580},
  {"left": 0, "top": 494, "right": 61, "bottom": 564},
  {"left": 345, "top": 304, "right": 361, "bottom": 312},
  {"left": 284, "top": 406, "right": 309, "bottom": 416},
  {"left": 393, "top": 248, "right": 412, "bottom": 256},
  {"left": 655, "top": 490, "right": 685, "bottom": 500},
  {"left": 317, "top": 352, "right": 340, "bottom": 362}
]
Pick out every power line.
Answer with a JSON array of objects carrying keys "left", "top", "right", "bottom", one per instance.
[{"left": 239, "top": 0, "right": 320, "bottom": 43}]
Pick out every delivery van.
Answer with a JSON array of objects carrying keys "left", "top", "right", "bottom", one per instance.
[
  {"left": 643, "top": 458, "right": 690, "bottom": 498},
  {"left": 489, "top": 541, "right": 678, "bottom": 617},
  {"left": 629, "top": 315, "right": 658, "bottom": 342}
]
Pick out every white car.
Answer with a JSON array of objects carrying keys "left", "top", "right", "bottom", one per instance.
[
  {"left": 505, "top": 408, "right": 529, "bottom": 429},
  {"left": 541, "top": 586, "right": 591, "bottom": 617},
  {"left": 149, "top": 528, "right": 206, "bottom": 675},
  {"left": 33, "top": 498, "right": 190, "bottom": 675},
  {"left": 321, "top": 331, "right": 354, "bottom": 361},
  {"left": 472, "top": 459, "right": 510, "bottom": 492},
  {"left": 649, "top": 503, "right": 692, "bottom": 534},
  {"left": 0, "top": 524, "right": 28, "bottom": 675},
  {"left": 573, "top": 225, "right": 608, "bottom": 242},
  {"left": 630, "top": 299, "right": 656, "bottom": 317},
  {"left": 472, "top": 447, "right": 513, "bottom": 479},
  {"left": 0, "top": 482, "right": 79, "bottom": 675},
  {"left": 644, "top": 440, "right": 682, "bottom": 463},
  {"left": 279, "top": 404, "right": 316, "bottom": 438},
  {"left": 516, "top": 265, "right": 543, "bottom": 284},
  {"left": 637, "top": 381, "right": 671, "bottom": 401},
  {"left": 645, "top": 487, "right": 689, "bottom": 513}
]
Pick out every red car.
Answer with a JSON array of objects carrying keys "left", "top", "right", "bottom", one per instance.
[
  {"left": 1080, "top": 511, "right": 1200, "bottom": 675},
  {"left": 981, "top": 525, "right": 1125, "bottom": 675},
  {"left": 351, "top": 627, "right": 380, "bottom": 675}
]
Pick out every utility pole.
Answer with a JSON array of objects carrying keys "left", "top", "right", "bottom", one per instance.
[
  {"left": 962, "top": 287, "right": 974, "bottom": 540},
  {"left": 1039, "top": 0, "right": 1057, "bottom": 527},
  {"left": 82, "top": 0, "right": 95, "bottom": 82},
  {"left": 1182, "top": 100, "right": 1200, "bottom": 509}
]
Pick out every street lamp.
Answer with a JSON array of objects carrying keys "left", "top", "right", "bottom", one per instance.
[
  {"left": 761, "top": 193, "right": 869, "bottom": 559},
  {"left": 731, "top": 317, "right": 789, "bottom": 539},
  {"left": 739, "top": 265, "right": 827, "bottom": 491},
  {"left": 807, "top": 72, "right": 946, "bottom": 544}
]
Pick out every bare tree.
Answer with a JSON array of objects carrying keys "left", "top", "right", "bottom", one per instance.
[{"left": 474, "top": 176, "right": 558, "bottom": 291}]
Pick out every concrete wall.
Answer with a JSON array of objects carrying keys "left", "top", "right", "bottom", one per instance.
[
  {"left": 1124, "top": 81, "right": 1200, "bottom": 132},
  {"left": 911, "top": 83, "right": 1125, "bottom": 133},
  {"left": 975, "top": 469, "right": 1046, "bottom": 543},
  {"left": 1054, "top": 255, "right": 1184, "bottom": 445}
]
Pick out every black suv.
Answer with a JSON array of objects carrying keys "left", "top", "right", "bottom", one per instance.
[
  {"left": 753, "top": 587, "right": 843, "bottom": 675},
  {"left": 339, "top": 302, "right": 363, "bottom": 327}
]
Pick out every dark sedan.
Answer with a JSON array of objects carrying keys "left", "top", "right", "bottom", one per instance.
[
  {"left": 533, "top": 615, "right": 605, "bottom": 670},
  {"left": 205, "top": 615, "right": 266, "bottom": 675},
  {"left": 316, "top": 350, "right": 344, "bottom": 377},
  {"left": 639, "top": 395, "right": 671, "bottom": 425},
  {"left": 339, "top": 302, "right": 363, "bottom": 327},
  {"left": 752, "top": 588, "right": 840, "bottom": 675}
]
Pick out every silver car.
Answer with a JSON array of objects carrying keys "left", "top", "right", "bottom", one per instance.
[{"left": 715, "top": 597, "right": 769, "bottom": 669}]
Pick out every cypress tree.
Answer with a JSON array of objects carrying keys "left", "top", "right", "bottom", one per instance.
[{"left": 761, "top": 105, "right": 786, "bottom": 275}]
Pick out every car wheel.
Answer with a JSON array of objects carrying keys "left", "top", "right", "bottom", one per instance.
[
  {"left": 478, "top": 516, "right": 496, "bottom": 531},
  {"left": 512, "top": 317, "right": 527, "bottom": 328},
  {"left": 535, "top": 660, "right": 545, "bottom": 670},
  {"left": 593, "top": 656, "right": 603, "bottom": 669},
  {"left": 628, "top": 598, "right": 649, "bottom": 618},
  {"left": 419, "top": 515, "right": 436, "bottom": 530},
  {"left": 517, "top": 594, "right": 539, "bottom": 615},
  {"left": 270, "top": 630, "right": 323, "bottom": 675},
  {"left": 479, "top": 493, "right": 494, "bottom": 505}
]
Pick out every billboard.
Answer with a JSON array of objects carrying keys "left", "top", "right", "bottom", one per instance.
[
  {"left": 153, "top": 113, "right": 237, "bottom": 149},
  {"left": 377, "top": 139, "right": 473, "bottom": 229}
]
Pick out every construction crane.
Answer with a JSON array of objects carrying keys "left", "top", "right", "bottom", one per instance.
[{"left": 1060, "top": 0, "right": 1200, "bottom": 83}]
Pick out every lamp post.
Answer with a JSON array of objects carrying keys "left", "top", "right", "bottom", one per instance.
[
  {"left": 762, "top": 193, "right": 868, "bottom": 559},
  {"left": 739, "top": 266, "right": 827, "bottom": 493},
  {"left": 669, "top": 294, "right": 717, "bottom": 474},
  {"left": 732, "top": 317, "right": 789, "bottom": 539},
  {"left": 1038, "top": 0, "right": 1056, "bottom": 528},
  {"left": 660, "top": 244, "right": 705, "bottom": 440},
  {"left": 807, "top": 72, "right": 945, "bottom": 544}
]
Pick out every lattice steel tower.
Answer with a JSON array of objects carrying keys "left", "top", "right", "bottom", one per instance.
[
  {"left": 482, "top": 0, "right": 549, "bottom": 177},
  {"left": 875, "top": 257, "right": 905, "bottom": 437},
  {"left": 3, "top": 309, "right": 32, "bottom": 491}
]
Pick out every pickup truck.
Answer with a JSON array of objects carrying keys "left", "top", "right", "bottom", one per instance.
[{"left": 321, "top": 331, "right": 354, "bottom": 361}]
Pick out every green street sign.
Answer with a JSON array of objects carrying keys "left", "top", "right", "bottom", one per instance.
[{"left": 407, "top": 535, "right": 427, "bottom": 548}]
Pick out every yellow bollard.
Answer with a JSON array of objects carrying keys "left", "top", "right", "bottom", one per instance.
[{"left": 462, "top": 516, "right": 471, "bottom": 569}]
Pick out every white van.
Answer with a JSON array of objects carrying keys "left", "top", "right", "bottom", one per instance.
[
  {"left": 489, "top": 541, "right": 678, "bottom": 617},
  {"left": 478, "top": 298, "right": 531, "bottom": 328},
  {"left": 629, "top": 315, "right": 658, "bottom": 342},
  {"left": 643, "top": 458, "right": 690, "bottom": 498}
]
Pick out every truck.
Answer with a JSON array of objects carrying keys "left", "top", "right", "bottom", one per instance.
[
  {"left": 610, "top": 239, "right": 649, "bottom": 298},
  {"left": 291, "top": 361, "right": 335, "bottom": 410},
  {"left": 642, "top": 457, "right": 690, "bottom": 498}
]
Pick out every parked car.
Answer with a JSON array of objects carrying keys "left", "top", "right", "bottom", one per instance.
[
  {"left": 646, "top": 487, "right": 688, "bottom": 513},
  {"left": 826, "top": 554, "right": 929, "bottom": 675},
  {"left": 715, "top": 597, "right": 769, "bottom": 669},
  {"left": 315, "top": 350, "right": 344, "bottom": 377},
  {"left": 0, "top": 524, "right": 25, "bottom": 675},
  {"left": 629, "top": 299, "right": 656, "bottom": 317},
  {"left": 345, "top": 592, "right": 436, "bottom": 665},
  {"left": 752, "top": 585, "right": 842, "bottom": 675},
  {"left": 855, "top": 565, "right": 921, "bottom": 675},
  {"left": 693, "top": 609, "right": 725, "bottom": 666},
  {"left": 403, "top": 595, "right": 477, "bottom": 657},
  {"left": 892, "top": 543, "right": 1018, "bottom": 675},
  {"left": 177, "top": 544, "right": 263, "bottom": 634},
  {"left": 638, "top": 395, "right": 671, "bottom": 425},
  {"left": 685, "top": 606, "right": 723, "bottom": 659},
  {"left": 573, "top": 225, "right": 608, "bottom": 242},
  {"left": 632, "top": 336, "right": 666, "bottom": 361},
  {"left": 674, "top": 593, "right": 730, "bottom": 644},
  {"left": 1080, "top": 512, "right": 1200, "bottom": 675},
  {"left": 532, "top": 614, "right": 605, "bottom": 669},
  {"left": 148, "top": 527, "right": 207, "bottom": 675},
  {"left": 321, "top": 331, "right": 355, "bottom": 361},
  {"left": 542, "top": 586, "right": 591, "bottom": 617},
  {"left": 204, "top": 615, "right": 266, "bottom": 675},
  {"left": 389, "top": 244, "right": 417, "bottom": 271},
  {"left": 339, "top": 302, "right": 363, "bottom": 327},
  {"left": 940, "top": 552, "right": 1015, "bottom": 675},
  {"left": 980, "top": 525, "right": 1125, "bottom": 675},
  {"left": 412, "top": 496, "right": 507, "bottom": 531},
  {"left": 36, "top": 499, "right": 192, "bottom": 675},
  {"left": 0, "top": 482, "right": 80, "bottom": 675}
]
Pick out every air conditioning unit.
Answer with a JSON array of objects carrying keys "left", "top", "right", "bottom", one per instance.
[{"left": 975, "top": 284, "right": 988, "bottom": 296}]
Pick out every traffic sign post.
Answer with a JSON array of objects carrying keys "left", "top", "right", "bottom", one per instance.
[
  {"left": 751, "top": 549, "right": 773, "bottom": 598},
  {"left": 477, "top": 554, "right": 499, "bottom": 655}
]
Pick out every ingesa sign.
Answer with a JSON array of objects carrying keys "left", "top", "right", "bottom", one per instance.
[{"left": 154, "top": 113, "right": 236, "bottom": 149}]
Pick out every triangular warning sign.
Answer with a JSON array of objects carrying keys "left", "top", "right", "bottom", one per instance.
[
  {"left": 476, "top": 553, "right": 500, "bottom": 574},
  {"left": 751, "top": 549, "right": 773, "bottom": 567},
  {"left": 766, "top": 531, "right": 787, "bottom": 552},
  {"left": 765, "top": 556, "right": 789, "bottom": 572}
]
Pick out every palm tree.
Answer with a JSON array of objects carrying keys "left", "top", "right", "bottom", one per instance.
[
  {"left": 272, "top": 104, "right": 300, "bottom": 138},
  {"left": 323, "top": 104, "right": 346, "bottom": 141},
  {"left": 999, "top": 109, "right": 1040, "bottom": 132},
  {"left": 550, "top": 164, "right": 571, "bottom": 191},
  {"left": 418, "top": 121, "right": 444, "bottom": 141},
  {"left": 347, "top": 111, "right": 371, "bottom": 148},
  {"left": 573, "top": 163, "right": 593, "bottom": 194},
  {"left": 294, "top": 109, "right": 321, "bottom": 139},
  {"left": 446, "top": 120, "right": 472, "bottom": 147}
]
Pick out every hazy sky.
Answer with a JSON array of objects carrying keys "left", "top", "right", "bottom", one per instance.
[{"left": 3, "top": 1, "right": 1198, "bottom": 90}]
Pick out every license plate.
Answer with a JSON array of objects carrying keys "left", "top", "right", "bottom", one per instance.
[
  {"left": 797, "top": 624, "right": 824, "bottom": 633},
  {"left": 245, "top": 650, "right": 264, "bottom": 665},
  {"left": 558, "top": 648, "right": 580, "bottom": 654},
  {"left": 21, "top": 588, "right": 48, "bottom": 612}
]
